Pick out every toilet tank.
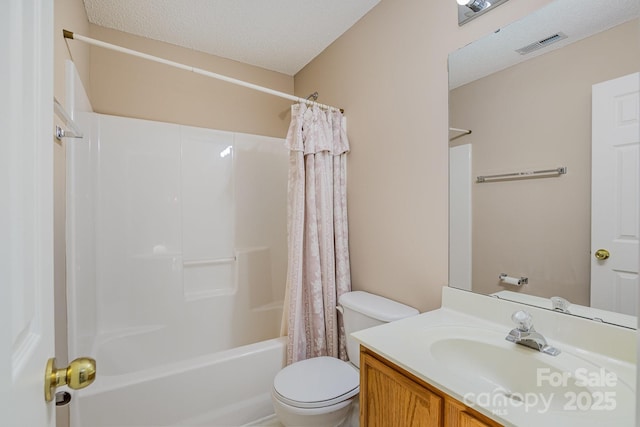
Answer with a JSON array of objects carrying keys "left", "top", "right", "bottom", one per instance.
[{"left": 338, "top": 291, "right": 419, "bottom": 368}]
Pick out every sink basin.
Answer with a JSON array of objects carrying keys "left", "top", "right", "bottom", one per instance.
[
  {"left": 431, "top": 338, "right": 588, "bottom": 411},
  {"left": 425, "top": 326, "right": 634, "bottom": 415}
]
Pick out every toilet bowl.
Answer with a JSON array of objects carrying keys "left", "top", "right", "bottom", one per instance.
[
  {"left": 272, "top": 356, "right": 359, "bottom": 427},
  {"left": 272, "top": 291, "right": 419, "bottom": 427}
]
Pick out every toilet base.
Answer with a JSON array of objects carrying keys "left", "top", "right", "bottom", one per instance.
[
  {"left": 271, "top": 390, "right": 357, "bottom": 427},
  {"left": 345, "top": 399, "right": 360, "bottom": 427}
]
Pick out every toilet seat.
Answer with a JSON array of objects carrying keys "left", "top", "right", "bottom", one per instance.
[{"left": 273, "top": 356, "right": 359, "bottom": 409}]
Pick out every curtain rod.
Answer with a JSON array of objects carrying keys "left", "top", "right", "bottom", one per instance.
[{"left": 63, "top": 29, "right": 344, "bottom": 114}]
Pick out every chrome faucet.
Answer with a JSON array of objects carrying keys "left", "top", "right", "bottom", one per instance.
[{"left": 505, "top": 311, "right": 561, "bottom": 356}]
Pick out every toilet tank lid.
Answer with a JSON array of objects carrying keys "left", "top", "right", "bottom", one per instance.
[{"left": 338, "top": 291, "right": 419, "bottom": 322}]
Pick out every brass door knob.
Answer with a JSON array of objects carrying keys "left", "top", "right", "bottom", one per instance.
[
  {"left": 45, "top": 357, "right": 96, "bottom": 402},
  {"left": 594, "top": 249, "right": 610, "bottom": 260}
]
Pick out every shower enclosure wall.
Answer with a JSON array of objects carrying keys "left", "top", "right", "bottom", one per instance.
[{"left": 66, "top": 63, "right": 288, "bottom": 426}]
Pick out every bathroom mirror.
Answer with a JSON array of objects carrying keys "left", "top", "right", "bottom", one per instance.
[
  {"left": 457, "top": 0, "right": 510, "bottom": 26},
  {"left": 448, "top": 0, "right": 640, "bottom": 328}
]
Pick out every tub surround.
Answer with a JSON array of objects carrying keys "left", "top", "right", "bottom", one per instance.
[{"left": 353, "top": 287, "right": 636, "bottom": 426}]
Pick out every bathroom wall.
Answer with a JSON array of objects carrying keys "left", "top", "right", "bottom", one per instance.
[
  {"left": 450, "top": 20, "right": 639, "bottom": 305},
  {"left": 293, "top": 0, "right": 556, "bottom": 312},
  {"left": 54, "top": 0, "right": 90, "bottom": 102},
  {"left": 87, "top": 25, "right": 293, "bottom": 138}
]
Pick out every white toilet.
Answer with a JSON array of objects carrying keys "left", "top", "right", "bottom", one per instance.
[{"left": 272, "top": 291, "right": 419, "bottom": 427}]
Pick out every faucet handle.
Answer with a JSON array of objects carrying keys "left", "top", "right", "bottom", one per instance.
[
  {"left": 511, "top": 310, "right": 533, "bottom": 332},
  {"left": 551, "top": 296, "right": 571, "bottom": 313}
]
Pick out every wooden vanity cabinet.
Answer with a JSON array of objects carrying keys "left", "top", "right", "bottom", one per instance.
[{"left": 360, "top": 347, "right": 502, "bottom": 427}]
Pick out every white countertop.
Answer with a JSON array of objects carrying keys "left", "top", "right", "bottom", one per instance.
[{"left": 352, "top": 287, "right": 637, "bottom": 427}]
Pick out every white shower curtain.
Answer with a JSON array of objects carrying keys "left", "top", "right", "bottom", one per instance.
[{"left": 281, "top": 103, "right": 351, "bottom": 365}]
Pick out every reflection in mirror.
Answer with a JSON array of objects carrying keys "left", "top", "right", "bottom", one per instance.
[
  {"left": 448, "top": 0, "right": 640, "bottom": 328},
  {"left": 457, "top": 0, "right": 510, "bottom": 26}
]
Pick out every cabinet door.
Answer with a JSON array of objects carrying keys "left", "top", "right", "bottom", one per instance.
[
  {"left": 361, "top": 352, "right": 443, "bottom": 427},
  {"left": 460, "top": 412, "right": 494, "bottom": 427},
  {"left": 446, "top": 397, "right": 502, "bottom": 427}
]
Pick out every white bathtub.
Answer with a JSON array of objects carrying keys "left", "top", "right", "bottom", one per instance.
[{"left": 71, "top": 337, "right": 286, "bottom": 426}]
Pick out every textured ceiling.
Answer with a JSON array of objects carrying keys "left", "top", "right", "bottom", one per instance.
[
  {"left": 83, "top": 0, "right": 381, "bottom": 76},
  {"left": 449, "top": 0, "right": 640, "bottom": 89}
]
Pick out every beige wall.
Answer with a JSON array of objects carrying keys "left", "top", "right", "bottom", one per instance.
[
  {"left": 294, "top": 0, "right": 556, "bottom": 312},
  {"left": 450, "top": 19, "right": 639, "bottom": 305},
  {"left": 88, "top": 25, "right": 293, "bottom": 138},
  {"left": 54, "top": 0, "right": 91, "bottom": 103}
]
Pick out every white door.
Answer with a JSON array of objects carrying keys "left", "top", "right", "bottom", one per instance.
[
  {"left": 449, "top": 143, "right": 472, "bottom": 291},
  {"left": 591, "top": 72, "right": 639, "bottom": 316},
  {"left": 0, "top": 0, "right": 56, "bottom": 426}
]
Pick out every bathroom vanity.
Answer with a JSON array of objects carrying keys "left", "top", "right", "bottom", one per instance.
[
  {"left": 360, "top": 346, "right": 500, "bottom": 426},
  {"left": 353, "top": 287, "right": 637, "bottom": 427}
]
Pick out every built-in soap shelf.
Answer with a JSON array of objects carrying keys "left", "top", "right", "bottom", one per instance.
[{"left": 182, "top": 256, "right": 236, "bottom": 301}]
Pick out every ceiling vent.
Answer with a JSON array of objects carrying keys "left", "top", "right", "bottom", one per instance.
[{"left": 516, "top": 32, "right": 568, "bottom": 55}]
